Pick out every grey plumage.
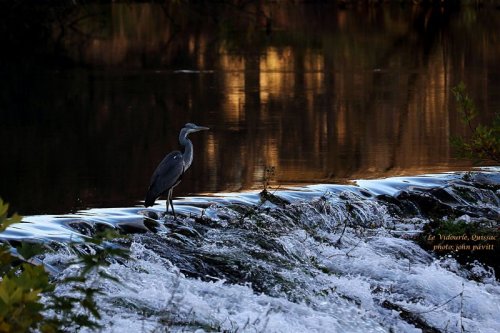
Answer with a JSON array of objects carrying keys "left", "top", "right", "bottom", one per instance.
[{"left": 145, "top": 123, "right": 209, "bottom": 218}]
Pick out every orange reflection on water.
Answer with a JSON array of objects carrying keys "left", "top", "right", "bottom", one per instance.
[
  {"left": 333, "top": 71, "right": 348, "bottom": 146},
  {"left": 205, "top": 132, "right": 218, "bottom": 190},
  {"left": 5, "top": 2, "right": 499, "bottom": 214},
  {"left": 219, "top": 48, "right": 246, "bottom": 124},
  {"left": 259, "top": 47, "right": 295, "bottom": 106},
  {"left": 304, "top": 50, "right": 325, "bottom": 108},
  {"left": 394, "top": 46, "right": 450, "bottom": 170}
]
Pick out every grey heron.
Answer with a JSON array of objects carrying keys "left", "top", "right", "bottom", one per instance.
[{"left": 144, "top": 123, "right": 209, "bottom": 218}]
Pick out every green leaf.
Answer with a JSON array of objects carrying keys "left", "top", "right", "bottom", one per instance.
[
  {"left": 15, "top": 242, "right": 46, "bottom": 260},
  {"left": 451, "top": 83, "right": 500, "bottom": 163},
  {"left": 0, "top": 198, "right": 22, "bottom": 232},
  {"left": 0, "top": 198, "right": 131, "bottom": 332}
]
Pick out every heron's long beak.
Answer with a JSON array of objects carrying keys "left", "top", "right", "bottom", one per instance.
[{"left": 195, "top": 126, "right": 209, "bottom": 131}]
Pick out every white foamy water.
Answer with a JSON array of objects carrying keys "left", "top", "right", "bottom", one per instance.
[
  {"left": 44, "top": 227, "right": 500, "bottom": 333},
  {"left": 3, "top": 171, "right": 500, "bottom": 332}
]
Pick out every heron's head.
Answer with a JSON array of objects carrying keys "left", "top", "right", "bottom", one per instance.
[{"left": 184, "top": 123, "right": 209, "bottom": 134}]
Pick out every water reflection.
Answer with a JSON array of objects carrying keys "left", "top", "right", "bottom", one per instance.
[{"left": 1, "top": 2, "right": 499, "bottom": 214}]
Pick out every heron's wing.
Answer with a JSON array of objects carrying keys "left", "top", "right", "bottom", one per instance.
[{"left": 144, "top": 151, "right": 185, "bottom": 207}]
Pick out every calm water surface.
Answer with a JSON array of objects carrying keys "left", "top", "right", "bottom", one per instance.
[{"left": 1, "top": 2, "right": 499, "bottom": 214}]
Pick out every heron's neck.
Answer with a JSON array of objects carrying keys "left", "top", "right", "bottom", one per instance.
[{"left": 179, "top": 131, "right": 193, "bottom": 170}]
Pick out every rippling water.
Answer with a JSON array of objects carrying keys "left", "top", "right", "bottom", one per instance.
[
  {"left": 1, "top": 3, "right": 499, "bottom": 331},
  {"left": 2, "top": 170, "right": 499, "bottom": 332},
  {"left": 1, "top": 3, "right": 500, "bottom": 214}
]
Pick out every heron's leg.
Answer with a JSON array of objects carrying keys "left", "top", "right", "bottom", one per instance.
[
  {"left": 170, "top": 199, "right": 177, "bottom": 220},
  {"left": 167, "top": 189, "right": 177, "bottom": 220},
  {"left": 165, "top": 194, "right": 169, "bottom": 214},
  {"left": 169, "top": 189, "right": 177, "bottom": 220}
]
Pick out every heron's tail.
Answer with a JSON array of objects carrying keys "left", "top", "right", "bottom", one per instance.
[{"left": 144, "top": 189, "right": 157, "bottom": 207}]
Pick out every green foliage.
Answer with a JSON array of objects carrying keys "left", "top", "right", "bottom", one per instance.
[
  {"left": 15, "top": 243, "right": 47, "bottom": 261},
  {"left": 434, "top": 219, "right": 475, "bottom": 236},
  {"left": 0, "top": 199, "right": 49, "bottom": 332},
  {"left": 451, "top": 82, "right": 500, "bottom": 163},
  {"left": 0, "top": 198, "right": 129, "bottom": 332},
  {"left": 452, "top": 82, "right": 477, "bottom": 125},
  {"left": 0, "top": 264, "right": 50, "bottom": 333},
  {"left": 0, "top": 198, "right": 22, "bottom": 233}
]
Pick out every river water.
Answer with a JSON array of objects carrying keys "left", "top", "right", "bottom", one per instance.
[
  {"left": 1, "top": 2, "right": 499, "bottom": 214},
  {"left": 0, "top": 2, "right": 500, "bottom": 333},
  {"left": 2, "top": 170, "right": 500, "bottom": 332}
]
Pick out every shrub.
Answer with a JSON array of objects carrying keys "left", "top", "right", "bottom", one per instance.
[
  {"left": 451, "top": 82, "right": 500, "bottom": 163},
  {"left": 0, "top": 198, "right": 128, "bottom": 332}
]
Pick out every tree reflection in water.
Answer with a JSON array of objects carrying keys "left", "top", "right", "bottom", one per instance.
[{"left": 0, "top": 2, "right": 499, "bottom": 214}]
